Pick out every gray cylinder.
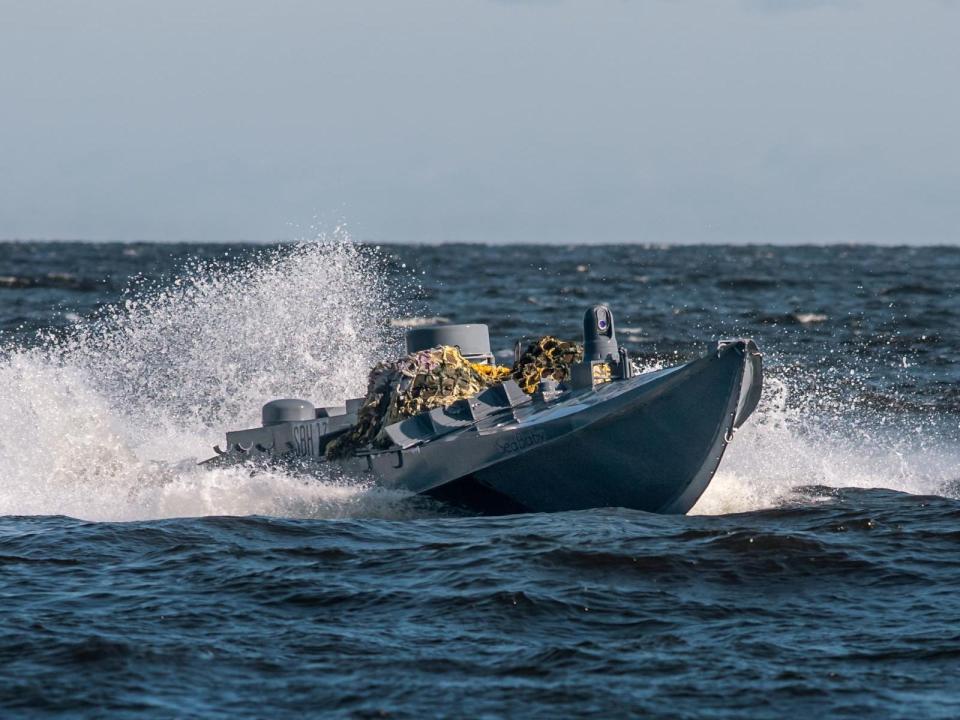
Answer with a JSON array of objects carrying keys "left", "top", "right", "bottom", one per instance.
[
  {"left": 583, "top": 305, "right": 618, "bottom": 362},
  {"left": 262, "top": 398, "right": 316, "bottom": 426},
  {"left": 405, "top": 323, "right": 493, "bottom": 363}
]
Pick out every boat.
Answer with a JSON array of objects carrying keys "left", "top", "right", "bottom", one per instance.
[{"left": 205, "top": 305, "right": 762, "bottom": 515}]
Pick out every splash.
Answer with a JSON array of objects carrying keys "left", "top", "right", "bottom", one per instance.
[
  {"left": 0, "top": 238, "right": 424, "bottom": 521},
  {"left": 690, "top": 369, "right": 960, "bottom": 515}
]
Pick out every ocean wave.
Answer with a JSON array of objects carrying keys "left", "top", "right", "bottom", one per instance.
[
  {"left": 0, "top": 273, "right": 101, "bottom": 291},
  {"left": 753, "top": 312, "right": 829, "bottom": 325},
  {"left": 879, "top": 283, "right": 944, "bottom": 296}
]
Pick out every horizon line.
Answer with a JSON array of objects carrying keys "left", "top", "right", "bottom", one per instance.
[{"left": 2, "top": 237, "right": 959, "bottom": 249}]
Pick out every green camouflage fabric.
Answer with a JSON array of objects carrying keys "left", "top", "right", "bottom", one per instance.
[
  {"left": 325, "top": 345, "right": 505, "bottom": 459},
  {"left": 512, "top": 336, "right": 583, "bottom": 393},
  {"left": 325, "top": 336, "right": 583, "bottom": 459}
]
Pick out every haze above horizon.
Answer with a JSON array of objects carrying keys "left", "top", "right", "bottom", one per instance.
[{"left": 2, "top": 1, "right": 958, "bottom": 245}]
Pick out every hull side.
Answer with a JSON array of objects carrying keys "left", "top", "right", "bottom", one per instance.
[
  {"left": 432, "top": 342, "right": 750, "bottom": 514},
  {"left": 207, "top": 341, "right": 760, "bottom": 516}
]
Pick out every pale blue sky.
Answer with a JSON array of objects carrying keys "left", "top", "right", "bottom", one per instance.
[{"left": 1, "top": 0, "right": 958, "bottom": 244}]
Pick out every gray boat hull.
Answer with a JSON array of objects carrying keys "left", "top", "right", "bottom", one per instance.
[{"left": 209, "top": 339, "right": 761, "bottom": 515}]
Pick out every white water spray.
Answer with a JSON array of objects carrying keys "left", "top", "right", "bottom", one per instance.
[
  {"left": 691, "top": 373, "right": 960, "bottom": 515},
  {"left": 0, "top": 238, "right": 420, "bottom": 521}
]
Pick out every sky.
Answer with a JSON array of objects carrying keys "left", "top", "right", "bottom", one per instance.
[{"left": 1, "top": 0, "right": 958, "bottom": 244}]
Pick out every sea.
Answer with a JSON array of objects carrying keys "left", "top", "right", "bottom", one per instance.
[{"left": 0, "top": 239, "right": 958, "bottom": 718}]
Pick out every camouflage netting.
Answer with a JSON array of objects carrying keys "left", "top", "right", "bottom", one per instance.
[
  {"left": 325, "top": 346, "right": 511, "bottom": 458},
  {"left": 512, "top": 336, "right": 583, "bottom": 393},
  {"left": 324, "top": 336, "right": 583, "bottom": 459}
]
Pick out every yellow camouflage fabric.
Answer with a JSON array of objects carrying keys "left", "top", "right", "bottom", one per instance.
[
  {"left": 512, "top": 336, "right": 584, "bottom": 393},
  {"left": 325, "top": 336, "right": 585, "bottom": 458},
  {"left": 325, "top": 346, "right": 510, "bottom": 458}
]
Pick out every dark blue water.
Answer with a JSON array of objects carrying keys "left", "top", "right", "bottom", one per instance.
[{"left": 1, "top": 242, "right": 958, "bottom": 717}]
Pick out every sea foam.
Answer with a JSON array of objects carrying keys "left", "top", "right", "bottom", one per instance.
[{"left": 692, "top": 373, "right": 960, "bottom": 514}]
